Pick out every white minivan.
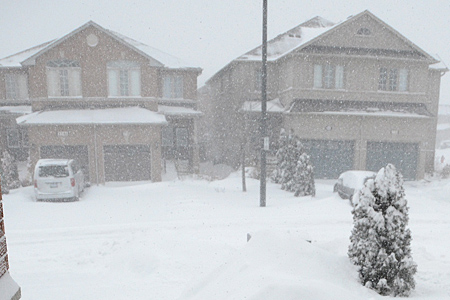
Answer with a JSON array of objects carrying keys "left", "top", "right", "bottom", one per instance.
[{"left": 34, "top": 159, "right": 85, "bottom": 201}]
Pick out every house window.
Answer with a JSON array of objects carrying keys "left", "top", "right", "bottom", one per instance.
[
  {"left": 175, "top": 128, "right": 188, "bottom": 147},
  {"left": 47, "top": 60, "right": 81, "bottom": 97},
  {"left": 163, "top": 75, "right": 183, "bottom": 98},
  {"left": 5, "top": 74, "right": 29, "bottom": 100},
  {"left": 107, "top": 61, "right": 141, "bottom": 97},
  {"left": 314, "top": 64, "right": 344, "bottom": 89},
  {"left": 378, "top": 67, "right": 408, "bottom": 92},
  {"left": 6, "top": 128, "right": 20, "bottom": 148}
]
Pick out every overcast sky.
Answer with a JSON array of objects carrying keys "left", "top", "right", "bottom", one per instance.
[{"left": 1, "top": 0, "right": 449, "bottom": 103}]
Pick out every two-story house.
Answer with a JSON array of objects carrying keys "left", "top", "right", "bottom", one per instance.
[
  {"left": 201, "top": 10, "right": 447, "bottom": 180},
  {"left": 0, "top": 21, "right": 202, "bottom": 184}
]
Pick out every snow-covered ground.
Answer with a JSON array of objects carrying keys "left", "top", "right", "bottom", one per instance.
[{"left": 2, "top": 170, "right": 450, "bottom": 299}]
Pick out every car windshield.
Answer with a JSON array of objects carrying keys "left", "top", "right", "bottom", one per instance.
[{"left": 38, "top": 165, "right": 69, "bottom": 177}]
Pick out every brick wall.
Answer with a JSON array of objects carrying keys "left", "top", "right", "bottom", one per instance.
[{"left": 0, "top": 184, "right": 21, "bottom": 300}]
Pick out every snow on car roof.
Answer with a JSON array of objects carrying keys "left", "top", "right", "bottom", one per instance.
[
  {"left": 339, "top": 170, "right": 376, "bottom": 190},
  {"left": 36, "top": 159, "right": 71, "bottom": 166}
]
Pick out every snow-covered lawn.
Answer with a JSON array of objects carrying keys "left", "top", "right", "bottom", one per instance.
[{"left": 2, "top": 172, "right": 450, "bottom": 299}]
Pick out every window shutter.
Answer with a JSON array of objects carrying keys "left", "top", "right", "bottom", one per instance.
[
  {"left": 69, "top": 68, "right": 82, "bottom": 96},
  {"left": 335, "top": 65, "right": 344, "bottom": 89},
  {"left": 399, "top": 69, "right": 408, "bottom": 92},
  {"left": 47, "top": 68, "right": 59, "bottom": 97},
  {"left": 130, "top": 69, "right": 141, "bottom": 96},
  {"left": 108, "top": 69, "right": 119, "bottom": 96},
  {"left": 313, "top": 65, "right": 322, "bottom": 88}
]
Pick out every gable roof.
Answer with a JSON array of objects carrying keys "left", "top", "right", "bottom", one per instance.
[
  {"left": 206, "top": 10, "right": 439, "bottom": 85},
  {"left": 0, "top": 21, "right": 201, "bottom": 71}
]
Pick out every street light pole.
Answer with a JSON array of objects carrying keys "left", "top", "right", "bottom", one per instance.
[{"left": 260, "top": 0, "right": 268, "bottom": 207}]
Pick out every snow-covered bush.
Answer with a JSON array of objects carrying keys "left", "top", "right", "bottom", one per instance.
[
  {"left": 1, "top": 151, "right": 21, "bottom": 190},
  {"left": 348, "top": 164, "right": 416, "bottom": 296},
  {"left": 271, "top": 128, "right": 289, "bottom": 184},
  {"left": 272, "top": 129, "right": 315, "bottom": 197},
  {"left": 293, "top": 153, "right": 315, "bottom": 197}
]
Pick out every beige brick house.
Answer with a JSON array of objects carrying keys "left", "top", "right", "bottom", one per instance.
[
  {"left": 0, "top": 21, "right": 202, "bottom": 184},
  {"left": 200, "top": 10, "right": 447, "bottom": 180}
]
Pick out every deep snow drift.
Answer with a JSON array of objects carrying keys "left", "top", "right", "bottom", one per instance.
[{"left": 2, "top": 170, "right": 450, "bottom": 299}]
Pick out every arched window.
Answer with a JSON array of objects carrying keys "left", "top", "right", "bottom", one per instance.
[{"left": 46, "top": 59, "right": 81, "bottom": 97}]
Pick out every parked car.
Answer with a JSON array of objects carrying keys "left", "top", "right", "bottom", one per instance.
[
  {"left": 333, "top": 170, "right": 376, "bottom": 204},
  {"left": 34, "top": 159, "right": 85, "bottom": 201}
]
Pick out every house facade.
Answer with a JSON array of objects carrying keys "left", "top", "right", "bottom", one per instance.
[
  {"left": 201, "top": 11, "right": 447, "bottom": 180},
  {"left": 0, "top": 21, "right": 202, "bottom": 184}
]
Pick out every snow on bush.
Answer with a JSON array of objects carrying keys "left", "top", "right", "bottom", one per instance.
[
  {"left": 348, "top": 164, "right": 416, "bottom": 296},
  {"left": 1, "top": 150, "right": 21, "bottom": 191},
  {"left": 272, "top": 129, "right": 315, "bottom": 197}
]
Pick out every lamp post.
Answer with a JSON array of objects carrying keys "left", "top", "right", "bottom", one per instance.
[{"left": 260, "top": 0, "right": 268, "bottom": 207}]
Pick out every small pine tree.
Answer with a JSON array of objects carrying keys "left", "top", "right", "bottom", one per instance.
[
  {"left": 280, "top": 133, "right": 301, "bottom": 192},
  {"left": 272, "top": 128, "right": 289, "bottom": 184},
  {"left": 293, "top": 152, "right": 315, "bottom": 197},
  {"left": 348, "top": 164, "right": 416, "bottom": 297},
  {"left": 1, "top": 150, "right": 21, "bottom": 190}
]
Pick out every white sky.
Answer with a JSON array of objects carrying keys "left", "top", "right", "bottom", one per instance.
[{"left": 1, "top": 0, "right": 449, "bottom": 103}]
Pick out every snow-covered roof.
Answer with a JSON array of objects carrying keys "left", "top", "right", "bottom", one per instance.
[
  {"left": 241, "top": 98, "right": 285, "bottom": 113},
  {"left": 237, "top": 16, "right": 336, "bottom": 62},
  {"left": 158, "top": 105, "right": 203, "bottom": 117},
  {"left": 0, "top": 41, "right": 55, "bottom": 67},
  {"left": 289, "top": 99, "right": 432, "bottom": 118},
  {"left": 107, "top": 30, "right": 200, "bottom": 70},
  {"left": 206, "top": 10, "right": 439, "bottom": 85},
  {"left": 16, "top": 107, "right": 167, "bottom": 125},
  {"left": 0, "top": 21, "right": 200, "bottom": 71},
  {"left": 0, "top": 105, "right": 32, "bottom": 115}
]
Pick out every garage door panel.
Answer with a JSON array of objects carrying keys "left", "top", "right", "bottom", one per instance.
[
  {"left": 104, "top": 145, "right": 151, "bottom": 182},
  {"left": 366, "top": 142, "right": 418, "bottom": 180},
  {"left": 301, "top": 140, "right": 355, "bottom": 179}
]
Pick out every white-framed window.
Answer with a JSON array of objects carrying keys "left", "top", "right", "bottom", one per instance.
[
  {"left": 5, "top": 73, "right": 28, "bottom": 100},
  {"left": 378, "top": 67, "right": 408, "bottom": 92},
  {"left": 163, "top": 75, "right": 183, "bottom": 98},
  {"left": 314, "top": 64, "right": 344, "bottom": 89},
  {"left": 107, "top": 61, "right": 141, "bottom": 97},
  {"left": 47, "top": 60, "right": 81, "bottom": 97},
  {"left": 175, "top": 128, "right": 188, "bottom": 147}
]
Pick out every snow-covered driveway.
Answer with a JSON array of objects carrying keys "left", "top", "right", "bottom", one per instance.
[{"left": 3, "top": 173, "right": 450, "bottom": 299}]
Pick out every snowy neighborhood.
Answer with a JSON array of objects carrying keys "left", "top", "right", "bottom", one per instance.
[{"left": 1, "top": 1, "right": 450, "bottom": 299}]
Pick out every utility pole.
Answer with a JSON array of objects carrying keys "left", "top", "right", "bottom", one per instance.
[{"left": 260, "top": 0, "right": 268, "bottom": 207}]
